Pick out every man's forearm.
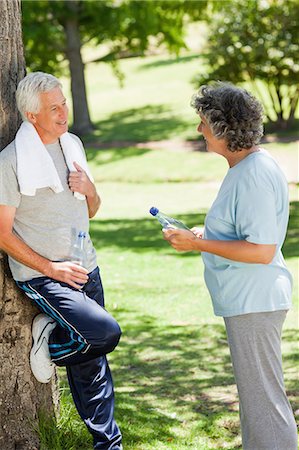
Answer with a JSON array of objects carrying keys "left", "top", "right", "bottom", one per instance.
[
  {"left": 87, "top": 188, "right": 101, "bottom": 218},
  {"left": 0, "top": 231, "right": 51, "bottom": 275},
  {"left": 0, "top": 231, "right": 90, "bottom": 289}
]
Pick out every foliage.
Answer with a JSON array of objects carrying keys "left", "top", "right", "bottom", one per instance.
[
  {"left": 193, "top": 0, "right": 299, "bottom": 128},
  {"left": 21, "top": 0, "right": 205, "bottom": 76},
  {"left": 21, "top": 0, "right": 206, "bottom": 133}
]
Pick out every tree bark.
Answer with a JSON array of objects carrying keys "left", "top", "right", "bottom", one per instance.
[
  {"left": 0, "top": 1, "right": 58, "bottom": 449},
  {"left": 63, "top": 0, "right": 94, "bottom": 136}
]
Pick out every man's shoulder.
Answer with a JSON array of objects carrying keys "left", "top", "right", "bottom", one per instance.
[
  {"left": 0, "top": 140, "right": 17, "bottom": 167},
  {"left": 69, "top": 132, "right": 84, "bottom": 148}
]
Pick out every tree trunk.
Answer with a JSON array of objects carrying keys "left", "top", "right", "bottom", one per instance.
[
  {"left": 63, "top": 0, "right": 94, "bottom": 136},
  {"left": 0, "top": 1, "right": 58, "bottom": 449}
]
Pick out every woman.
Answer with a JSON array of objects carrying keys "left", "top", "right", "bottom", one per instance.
[{"left": 163, "top": 83, "right": 297, "bottom": 450}]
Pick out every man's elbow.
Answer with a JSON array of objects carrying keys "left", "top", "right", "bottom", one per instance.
[
  {"left": 88, "top": 206, "right": 100, "bottom": 219},
  {"left": 87, "top": 195, "right": 101, "bottom": 219}
]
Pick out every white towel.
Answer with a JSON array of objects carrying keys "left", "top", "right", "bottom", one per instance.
[{"left": 15, "top": 121, "right": 93, "bottom": 200}]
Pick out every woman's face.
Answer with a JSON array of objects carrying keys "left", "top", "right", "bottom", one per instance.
[{"left": 197, "top": 115, "right": 228, "bottom": 155}]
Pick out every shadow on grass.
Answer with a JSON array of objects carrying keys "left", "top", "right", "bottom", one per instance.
[
  {"left": 57, "top": 310, "right": 298, "bottom": 449},
  {"left": 90, "top": 105, "right": 189, "bottom": 143},
  {"left": 111, "top": 314, "right": 238, "bottom": 449},
  {"left": 281, "top": 327, "right": 299, "bottom": 418},
  {"left": 264, "top": 118, "right": 299, "bottom": 136},
  {"left": 282, "top": 201, "right": 299, "bottom": 258},
  {"left": 138, "top": 53, "right": 200, "bottom": 70},
  {"left": 90, "top": 203, "right": 298, "bottom": 259},
  {"left": 90, "top": 212, "right": 207, "bottom": 255},
  {"left": 58, "top": 313, "right": 239, "bottom": 449},
  {"left": 86, "top": 146, "right": 151, "bottom": 164}
]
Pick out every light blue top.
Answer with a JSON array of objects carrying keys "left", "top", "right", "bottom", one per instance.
[{"left": 202, "top": 149, "right": 292, "bottom": 317}]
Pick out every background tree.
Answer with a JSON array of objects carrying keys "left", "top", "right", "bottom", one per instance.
[
  {"left": 0, "top": 1, "right": 58, "bottom": 449},
  {"left": 21, "top": 0, "right": 204, "bottom": 135},
  {"left": 193, "top": 0, "right": 299, "bottom": 129}
]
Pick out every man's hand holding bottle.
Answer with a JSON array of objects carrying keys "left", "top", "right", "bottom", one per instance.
[{"left": 46, "top": 261, "right": 89, "bottom": 290}]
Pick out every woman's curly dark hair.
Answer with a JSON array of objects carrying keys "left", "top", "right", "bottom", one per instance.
[{"left": 191, "top": 82, "right": 264, "bottom": 152}]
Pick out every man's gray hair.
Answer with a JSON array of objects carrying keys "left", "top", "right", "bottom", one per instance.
[{"left": 16, "top": 72, "right": 62, "bottom": 121}]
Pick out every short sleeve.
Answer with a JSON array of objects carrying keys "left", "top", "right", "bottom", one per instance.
[
  {"left": 235, "top": 175, "right": 278, "bottom": 245},
  {"left": 0, "top": 147, "right": 21, "bottom": 208}
]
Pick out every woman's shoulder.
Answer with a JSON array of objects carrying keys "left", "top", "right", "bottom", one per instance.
[
  {"left": 252, "top": 149, "right": 286, "bottom": 180},
  {"left": 239, "top": 149, "right": 287, "bottom": 192}
]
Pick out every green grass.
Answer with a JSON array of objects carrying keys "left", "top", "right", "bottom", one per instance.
[
  {"left": 39, "top": 51, "right": 298, "bottom": 449},
  {"left": 86, "top": 146, "right": 228, "bottom": 184},
  {"left": 85, "top": 142, "right": 298, "bottom": 188},
  {"left": 85, "top": 143, "right": 298, "bottom": 222}
]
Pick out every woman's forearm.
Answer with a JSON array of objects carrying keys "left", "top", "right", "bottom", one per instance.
[
  {"left": 163, "top": 229, "right": 276, "bottom": 264},
  {"left": 193, "top": 238, "right": 276, "bottom": 264}
]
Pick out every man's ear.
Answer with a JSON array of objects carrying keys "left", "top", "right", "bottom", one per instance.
[{"left": 25, "top": 112, "right": 36, "bottom": 124}]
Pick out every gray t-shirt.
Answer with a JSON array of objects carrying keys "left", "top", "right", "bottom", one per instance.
[{"left": 0, "top": 135, "right": 97, "bottom": 281}]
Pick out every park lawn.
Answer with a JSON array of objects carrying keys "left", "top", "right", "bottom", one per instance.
[
  {"left": 86, "top": 142, "right": 298, "bottom": 223},
  {"left": 38, "top": 143, "right": 298, "bottom": 450}
]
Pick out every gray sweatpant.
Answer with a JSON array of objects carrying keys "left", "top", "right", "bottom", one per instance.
[{"left": 224, "top": 311, "right": 298, "bottom": 450}]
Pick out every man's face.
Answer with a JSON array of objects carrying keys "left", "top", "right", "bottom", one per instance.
[{"left": 27, "top": 87, "right": 68, "bottom": 144}]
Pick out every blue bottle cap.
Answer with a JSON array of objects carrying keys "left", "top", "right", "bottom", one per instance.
[{"left": 149, "top": 207, "right": 159, "bottom": 216}]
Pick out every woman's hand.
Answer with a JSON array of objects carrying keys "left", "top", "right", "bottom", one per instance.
[
  {"left": 191, "top": 226, "right": 205, "bottom": 239},
  {"left": 163, "top": 228, "right": 199, "bottom": 252}
]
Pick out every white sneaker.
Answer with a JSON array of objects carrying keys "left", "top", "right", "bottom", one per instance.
[{"left": 30, "top": 314, "right": 57, "bottom": 383}]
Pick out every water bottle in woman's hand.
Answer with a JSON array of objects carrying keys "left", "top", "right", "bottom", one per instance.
[{"left": 149, "top": 207, "right": 190, "bottom": 230}]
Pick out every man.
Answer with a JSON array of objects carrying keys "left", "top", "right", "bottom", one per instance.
[{"left": 0, "top": 72, "right": 122, "bottom": 450}]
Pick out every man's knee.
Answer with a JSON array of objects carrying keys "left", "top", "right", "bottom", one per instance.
[
  {"left": 105, "top": 319, "right": 121, "bottom": 351},
  {"left": 92, "top": 316, "right": 121, "bottom": 353}
]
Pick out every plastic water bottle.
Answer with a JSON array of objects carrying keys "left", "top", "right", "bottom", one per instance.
[
  {"left": 149, "top": 207, "right": 190, "bottom": 230},
  {"left": 70, "top": 231, "right": 86, "bottom": 266}
]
